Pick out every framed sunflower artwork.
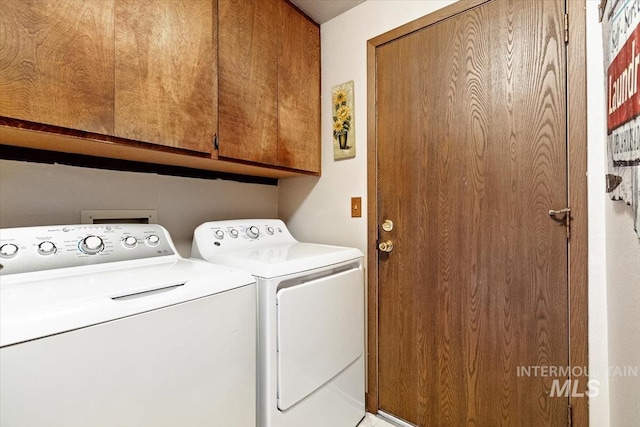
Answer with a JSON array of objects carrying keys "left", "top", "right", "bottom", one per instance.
[{"left": 332, "top": 80, "right": 356, "bottom": 160}]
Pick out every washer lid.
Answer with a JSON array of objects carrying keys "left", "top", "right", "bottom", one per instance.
[
  {"left": 199, "top": 242, "right": 363, "bottom": 278},
  {"left": 0, "top": 259, "right": 255, "bottom": 347}
]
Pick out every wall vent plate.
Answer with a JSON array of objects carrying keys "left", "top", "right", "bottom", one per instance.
[{"left": 81, "top": 210, "right": 158, "bottom": 224}]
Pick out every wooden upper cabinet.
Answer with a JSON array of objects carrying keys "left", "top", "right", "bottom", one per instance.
[
  {"left": 114, "top": 0, "right": 216, "bottom": 154},
  {"left": 277, "top": 1, "right": 320, "bottom": 173},
  {"left": 0, "top": 0, "right": 318, "bottom": 176},
  {"left": 218, "top": 0, "right": 320, "bottom": 173},
  {"left": 0, "top": 0, "right": 115, "bottom": 135},
  {"left": 218, "top": 0, "right": 279, "bottom": 165}
]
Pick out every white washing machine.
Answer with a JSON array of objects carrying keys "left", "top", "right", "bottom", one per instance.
[
  {"left": 0, "top": 224, "right": 257, "bottom": 427},
  {"left": 191, "top": 219, "right": 365, "bottom": 427}
]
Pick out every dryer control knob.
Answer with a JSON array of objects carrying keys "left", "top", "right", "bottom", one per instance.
[
  {"left": 229, "top": 229, "right": 239, "bottom": 238},
  {"left": 80, "top": 235, "right": 104, "bottom": 255},
  {"left": 266, "top": 226, "right": 274, "bottom": 235},
  {"left": 0, "top": 243, "right": 19, "bottom": 258},
  {"left": 246, "top": 226, "right": 260, "bottom": 239},
  {"left": 215, "top": 230, "right": 225, "bottom": 240}
]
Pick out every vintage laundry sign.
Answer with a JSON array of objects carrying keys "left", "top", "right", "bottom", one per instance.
[{"left": 603, "top": 0, "right": 640, "bottom": 237}]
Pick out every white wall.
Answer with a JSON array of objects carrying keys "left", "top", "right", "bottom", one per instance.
[
  {"left": 279, "top": 0, "right": 456, "bottom": 266},
  {"left": 586, "top": 2, "right": 611, "bottom": 425},
  {"left": 0, "top": 160, "right": 278, "bottom": 256},
  {"left": 279, "top": 0, "right": 624, "bottom": 425},
  {"left": 605, "top": 198, "right": 640, "bottom": 423},
  {"left": 587, "top": 1, "right": 640, "bottom": 425}
]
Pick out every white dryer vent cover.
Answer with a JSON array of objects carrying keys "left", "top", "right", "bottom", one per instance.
[{"left": 81, "top": 210, "right": 157, "bottom": 224}]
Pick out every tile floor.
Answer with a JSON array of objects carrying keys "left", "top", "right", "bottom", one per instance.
[{"left": 357, "top": 412, "right": 398, "bottom": 427}]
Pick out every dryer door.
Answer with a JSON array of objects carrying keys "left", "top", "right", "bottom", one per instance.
[{"left": 276, "top": 267, "right": 364, "bottom": 410}]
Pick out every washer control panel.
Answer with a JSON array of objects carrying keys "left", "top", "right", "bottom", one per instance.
[{"left": 0, "top": 224, "right": 175, "bottom": 275}]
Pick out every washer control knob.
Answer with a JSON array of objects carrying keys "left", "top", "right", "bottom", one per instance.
[
  {"left": 122, "top": 236, "right": 138, "bottom": 248},
  {"left": 0, "top": 243, "right": 19, "bottom": 258},
  {"left": 246, "top": 226, "right": 260, "bottom": 239},
  {"left": 38, "top": 241, "right": 57, "bottom": 255},
  {"left": 80, "top": 235, "right": 104, "bottom": 255},
  {"left": 214, "top": 230, "right": 225, "bottom": 240},
  {"left": 229, "top": 229, "right": 239, "bottom": 238},
  {"left": 146, "top": 235, "right": 160, "bottom": 246},
  {"left": 266, "top": 226, "right": 274, "bottom": 235}
]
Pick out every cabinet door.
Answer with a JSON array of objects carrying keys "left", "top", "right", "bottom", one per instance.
[
  {"left": 0, "top": 0, "right": 115, "bottom": 135},
  {"left": 218, "top": 0, "right": 279, "bottom": 165},
  {"left": 115, "top": 0, "right": 215, "bottom": 154},
  {"left": 277, "top": 2, "right": 320, "bottom": 173}
]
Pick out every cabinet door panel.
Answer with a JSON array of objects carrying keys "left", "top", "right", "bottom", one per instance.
[
  {"left": 115, "top": 0, "right": 215, "bottom": 154},
  {"left": 0, "top": 0, "right": 114, "bottom": 135},
  {"left": 218, "top": 0, "right": 279, "bottom": 165},
  {"left": 277, "top": 2, "right": 320, "bottom": 173}
]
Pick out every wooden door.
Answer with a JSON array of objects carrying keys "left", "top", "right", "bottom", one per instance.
[
  {"left": 0, "top": 0, "right": 114, "bottom": 135},
  {"left": 218, "top": 0, "right": 279, "bottom": 165},
  {"left": 277, "top": 1, "right": 321, "bottom": 174},
  {"left": 375, "top": 0, "right": 569, "bottom": 425},
  {"left": 114, "top": 0, "right": 215, "bottom": 154}
]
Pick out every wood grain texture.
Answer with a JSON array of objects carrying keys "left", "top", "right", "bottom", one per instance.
[
  {"left": 0, "top": 119, "right": 302, "bottom": 179},
  {"left": 277, "top": 0, "right": 320, "bottom": 174},
  {"left": 567, "top": 1, "right": 589, "bottom": 425},
  {"left": 114, "top": 0, "right": 214, "bottom": 154},
  {"left": 218, "top": 0, "right": 279, "bottom": 165},
  {"left": 0, "top": 0, "right": 114, "bottom": 134},
  {"left": 368, "top": 0, "right": 490, "bottom": 48},
  {"left": 375, "top": 0, "right": 570, "bottom": 425},
  {"left": 366, "top": 39, "right": 379, "bottom": 413},
  {"left": 211, "top": 0, "right": 219, "bottom": 160}
]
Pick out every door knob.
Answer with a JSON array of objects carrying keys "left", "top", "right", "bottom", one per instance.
[{"left": 378, "top": 240, "right": 394, "bottom": 253}]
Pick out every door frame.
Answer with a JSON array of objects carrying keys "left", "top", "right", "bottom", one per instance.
[{"left": 365, "top": 0, "right": 588, "bottom": 424}]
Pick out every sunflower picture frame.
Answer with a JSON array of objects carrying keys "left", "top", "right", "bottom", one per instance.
[{"left": 332, "top": 80, "right": 356, "bottom": 160}]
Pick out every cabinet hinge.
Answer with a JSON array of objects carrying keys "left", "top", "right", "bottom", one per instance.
[
  {"left": 568, "top": 403, "right": 573, "bottom": 426},
  {"left": 564, "top": 13, "right": 569, "bottom": 44},
  {"left": 213, "top": 133, "right": 219, "bottom": 151}
]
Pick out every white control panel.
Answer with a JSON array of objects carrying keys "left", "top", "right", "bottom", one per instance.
[
  {"left": 0, "top": 224, "right": 175, "bottom": 275},
  {"left": 191, "top": 219, "right": 297, "bottom": 256},
  {"left": 191, "top": 219, "right": 365, "bottom": 283}
]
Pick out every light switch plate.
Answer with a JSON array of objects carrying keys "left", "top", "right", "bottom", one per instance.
[{"left": 351, "top": 197, "right": 362, "bottom": 218}]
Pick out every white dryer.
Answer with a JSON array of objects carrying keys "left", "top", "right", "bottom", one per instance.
[
  {"left": 0, "top": 224, "right": 256, "bottom": 427},
  {"left": 192, "top": 219, "right": 365, "bottom": 427}
]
